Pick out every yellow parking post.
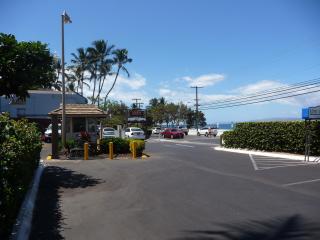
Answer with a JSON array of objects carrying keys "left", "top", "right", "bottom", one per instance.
[
  {"left": 109, "top": 142, "right": 113, "bottom": 160},
  {"left": 97, "top": 138, "right": 100, "bottom": 151},
  {"left": 84, "top": 142, "right": 89, "bottom": 160},
  {"left": 132, "top": 141, "right": 137, "bottom": 159}
]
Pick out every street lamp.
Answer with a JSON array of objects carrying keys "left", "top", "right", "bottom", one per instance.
[{"left": 61, "top": 10, "right": 72, "bottom": 147}]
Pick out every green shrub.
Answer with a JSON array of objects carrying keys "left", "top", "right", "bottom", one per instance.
[
  {"left": 99, "top": 138, "right": 145, "bottom": 156},
  {"left": 129, "top": 139, "right": 145, "bottom": 156},
  {"left": 223, "top": 121, "right": 320, "bottom": 155},
  {"left": 0, "top": 114, "right": 42, "bottom": 239},
  {"left": 100, "top": 137, "right": 130, "bottom": 154}
]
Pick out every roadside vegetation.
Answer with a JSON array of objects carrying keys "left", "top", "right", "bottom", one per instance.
[
  {"left": 223, "top": 121, "right": 320, "bottom": 155},
  {"left": 0, "top": 114, "right": 42, "bottom": 239}
]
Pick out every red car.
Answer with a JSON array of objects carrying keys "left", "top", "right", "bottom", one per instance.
[{"left": 161, "top": 128, "right": 184, "bottom": 139}]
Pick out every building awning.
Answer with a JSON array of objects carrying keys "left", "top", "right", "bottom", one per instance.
[{"left": 49, "top": 104, "right": 107, "bottom": 118}]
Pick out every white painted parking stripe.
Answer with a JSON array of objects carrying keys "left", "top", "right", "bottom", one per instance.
[
  {"left": 283, "top": 178, "right": 320, "bottom": 187},
  {"left": 249, "top": 154, "right": 259, "bottom": 170},
  {"left": 249, "top": 154, "right": 318, "bottom": 171},
  {"left": 175, "top": 144, "right": 194, "bottom": 148}
]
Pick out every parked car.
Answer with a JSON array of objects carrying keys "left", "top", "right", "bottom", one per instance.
[
  {"left": 152, "top": 127, "right": 162, "bottom": 134},
  {"left": 124, "top": 127, "right": 145, "bottom": 139},
  {"left": 178, "top": 126, "right": 189, "bottom": 135},
  {"left": 197, "top": 127, "right": 218, "bottom": 137},
  {"left": 161, "top": 128, "right": 184, "bottom": 139},
  {"left": 44, "top": 123, "right": 61, "bottom": 142},
  {"left": 102, "top": 127, "right": 116, "bottom": 138}
]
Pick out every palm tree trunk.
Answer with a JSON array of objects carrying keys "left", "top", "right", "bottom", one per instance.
[{"left": 104, "top": 67, "right": 120, "bottom": 105}]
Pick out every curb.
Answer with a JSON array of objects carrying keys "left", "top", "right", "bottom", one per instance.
[
  {"left": 214, "top": 147, "right": 318, "bottom": 161},
  {"left": 11, "top": 160, "right": 45, "bottom": 240}
]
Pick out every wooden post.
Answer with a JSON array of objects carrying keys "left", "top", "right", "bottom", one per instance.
[
  {"left": 51, "top": 115, "right": 59, "bottom": 159},
  {"left": 84, "top": 142, "right": 89, "bottom": 160}
]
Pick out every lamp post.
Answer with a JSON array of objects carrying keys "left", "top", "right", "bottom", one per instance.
[{"left": 61, "top": 11, "right": 72, "bottom": 147}]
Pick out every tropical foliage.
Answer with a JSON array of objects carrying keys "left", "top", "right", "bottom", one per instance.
[
  {"left": 0, "top": 33, "right": 55, "bottom": 99},
  {"left": 147, "top": 97, "right": 206, "bottom": 127},
  {"left": 64, "top": 40, "right": 132, "bottom": 106}
]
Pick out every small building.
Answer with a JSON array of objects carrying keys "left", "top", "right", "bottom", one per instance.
[
  {"left": 0, "top": 89, "right": 87, "bottom": 132},
  {"left": 48, "top": 104, "right": 107, "bottom": 158}
]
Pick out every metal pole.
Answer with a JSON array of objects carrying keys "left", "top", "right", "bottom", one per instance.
[
  {"left": 61, "top": 14, "right": 66, "bottom": 147},
  {"left": 191, "top": 86, "right": 203, "bottom": 132}
]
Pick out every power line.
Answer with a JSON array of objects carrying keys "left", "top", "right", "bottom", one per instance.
[
  {"left": 201, "top": 77, "right": 320, "bottom": 107},
  {"left": 200, "top": 82, "right": 320, "bottom": 109},
  {"left": 200, "top": 88, "right": 320, "bottom": 110}
]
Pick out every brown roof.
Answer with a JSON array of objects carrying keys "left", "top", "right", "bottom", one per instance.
[{"left": 49, "top": 104, "right": 107, "bottom": 118}]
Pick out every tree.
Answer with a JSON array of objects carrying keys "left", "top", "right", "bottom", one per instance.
[
  {"left": 100, "top": 100, "right": 128, "bottom": 126},
  {"left": 87, "top": 40, "right": 114, "bottom": 105},
  {"left": 70, "top": 47, "right": 89, "bottom": 95},
  {"left": 104, "top": 48, "right": 132, "bottom": 104},
  {"left": 0, "top": 33, "right": 55, "bottom": 99}
]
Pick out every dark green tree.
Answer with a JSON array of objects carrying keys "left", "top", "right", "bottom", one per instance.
[
  {"left": 0, "top": 33, "right": 55, "bottom": 99},
  {"left": 104, "top": 48, "right": 132, "bottom": 103}
]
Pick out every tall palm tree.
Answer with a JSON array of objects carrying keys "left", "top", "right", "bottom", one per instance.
[
  {"left": 104, "top": 49, "right": 132, "bottom": 105},
  {"left": 87, "top": 40, "right": 114, "bottom": 105},
  {"left": 70, "top": 48, "right": 88, "bottom": 95},
  {"left": 52, "top": 57, "right": 62, "bottom": 91}
]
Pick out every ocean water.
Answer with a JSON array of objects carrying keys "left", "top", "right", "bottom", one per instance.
[{"left": 210, "top": 123, "right": 235, "bottom": 130}]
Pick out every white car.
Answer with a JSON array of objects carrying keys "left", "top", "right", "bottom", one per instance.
[
  {"left": 44, "top": 123, "right": 61, "bottom": 142},
  {"left": 125, "top": 127, "right": 145, "bottom": 139},
  {"left": 197, "top": 127, "right": 218, "bottom": 137},
  {"left": 152, "top": 127, "right": 161, "bottom": 134},
  {"left": 102, "top": 127, "right": 116, "bottom": 138}
]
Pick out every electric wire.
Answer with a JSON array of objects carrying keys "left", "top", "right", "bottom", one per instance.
[
  {"left": 200, "top": 82, "right": 320, "bottom": 109},
  {"left": 201, "top": 77, "right": 320, "bottom": 107},
  {"left": 200, "top": 88, "right": 320, "bottom": 110}
]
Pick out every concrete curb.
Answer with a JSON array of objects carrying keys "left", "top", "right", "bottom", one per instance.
[
  {"left": 11, "top": 160, "right": 45, "bottom": 240},
  {"left": 214, "top": 146, "right": 319, "bottom": 161}
]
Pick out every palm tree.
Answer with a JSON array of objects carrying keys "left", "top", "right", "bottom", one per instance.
[
  {"left": 70, "top": 48, "right": 88, "bottom": 95},
  {"left": 104, "top": 49, "right": 132, "bottom": 105},
  {"left": 87, "top": 40, "right": 114, "bottom": 105},
  {"left": 52, "top": 57, "right": 62, "bottom": 91}
]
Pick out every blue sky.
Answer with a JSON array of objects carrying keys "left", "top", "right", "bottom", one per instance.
[{"left": 1, "top": 0, "right": 320, "bottom": 123}]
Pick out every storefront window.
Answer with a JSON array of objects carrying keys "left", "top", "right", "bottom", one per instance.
[{"left": 73, "top": 118, "right": 86, "bottom": 132}]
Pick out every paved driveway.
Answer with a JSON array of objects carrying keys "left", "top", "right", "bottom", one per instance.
[{"left": 30, "top": 140, "right": 320, "bottom": 240}]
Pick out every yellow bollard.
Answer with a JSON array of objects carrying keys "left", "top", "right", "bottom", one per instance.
[
  {"left": 97, "top": 138, "right": 101, "bottom": 151},
  {"left": 132, "top": 141, "right": 137, "bottom": 159},
  {"left": 109, "top": 142, "right": 113, "bottom": 160},
  {"left": 84, "top": 142, "right": 89, "bottom": 160}
]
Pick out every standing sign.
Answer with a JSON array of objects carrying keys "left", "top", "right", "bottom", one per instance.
[
  {"left": 302, "top": 106, "right": 320, "bottom": 120},
  {"left": 128, "top": 109, "right": 146, "bottom": 122},
  {"left": 309, "top": 106, "right": 320, "bottom": 119}
]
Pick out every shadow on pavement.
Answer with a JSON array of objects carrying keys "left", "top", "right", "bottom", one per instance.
[
  {"left": 174, "top": 215, "right": 320, "bottom": 240},
  {"left": 30, "top": 166, "right": 102, "bottom": 240}
]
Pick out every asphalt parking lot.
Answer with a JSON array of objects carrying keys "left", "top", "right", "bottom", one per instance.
[{"left": 31, "top": 136, "right": 320, "bottom": 239}]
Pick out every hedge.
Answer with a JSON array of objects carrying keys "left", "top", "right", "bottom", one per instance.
[
  {"left": 100, "top": 137, "right": 145, "bottom": 156},
  {"left": 0, "top": 114, "right": 42, "bottom": 239},
  {"left": 223, "top": 121, "right": 320, "bottom": 155}
]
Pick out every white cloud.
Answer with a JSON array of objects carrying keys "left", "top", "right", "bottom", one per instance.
[
  {"left": 81, "top": 72, "right": 148, "bottom": 104},
  {"left": 181, "top": 73, "right": 225, "bottom": 87},
  {"left": 230, "top": 80, "right": 286, "bottom": 95},
  {"left": 116, "top": 73, "right": 146, "bottom": 90}
]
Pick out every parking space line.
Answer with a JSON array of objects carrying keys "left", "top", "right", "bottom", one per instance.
[
  {"left": 283, "top": 178, "right": 320, "bottom": 187},
  {"left": 249, "top": 154, "right": 259, "bottom": 170},
  {"left": 248, "top": 154, "right": 319, "bottom": 171},
  {"left": 175, "top": 144, "right": 194, "bottom": 148}
]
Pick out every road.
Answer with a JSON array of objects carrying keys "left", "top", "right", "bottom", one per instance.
[{"left": 31, "top": 135, "right": 320, "bottom": 239}]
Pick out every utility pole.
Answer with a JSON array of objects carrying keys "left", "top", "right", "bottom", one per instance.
[
  {"left": 61, "top": 11, "right": 72, "bottom": 148},
  {"left": 191, "top": 86, "right": 203, "bottom": 132},
  {"left": 132, "top": 98, "right": 143, "bottom": 109}
]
